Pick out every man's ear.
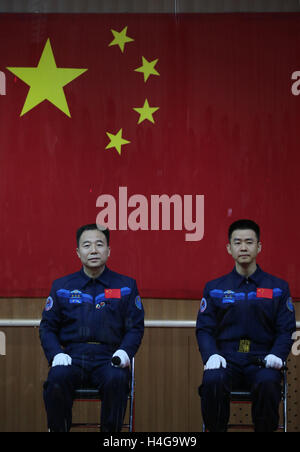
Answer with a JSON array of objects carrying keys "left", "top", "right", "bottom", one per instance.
[
  {"left": 257, "top": 241, "right": 262, "bottom": 254},
  {"left": 76, "top": 248, "right": 80, "bottom": 259},
  {"left": 226, "top": 243, "right": 232, "bottom": 256}
]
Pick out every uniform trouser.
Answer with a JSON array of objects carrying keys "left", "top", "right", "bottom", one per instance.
[
  {"left": 199, "top": 354, "right": 282, "bottom": 432},
  {"left": 43, "top": 345, "right": 130, "bottom": 432}
]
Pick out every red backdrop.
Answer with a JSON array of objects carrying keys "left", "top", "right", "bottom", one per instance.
[{"left": 0, "top": 13, "right": 299, "bottom": 299}]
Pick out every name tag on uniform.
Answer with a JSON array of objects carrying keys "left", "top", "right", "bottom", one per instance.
[
  {"left": 222, "top": 290, "right": 235, "bottom": 303},
  {"left": 256, "top": 288, "right": 273, "bottom": 299}
]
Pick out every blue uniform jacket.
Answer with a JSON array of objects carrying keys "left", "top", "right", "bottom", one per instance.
[
  {"left": 196, "top": 265, "right": 296, "bottom": 364},
  {"left": 39, "top": 266, "right": 145, "bottom": 365}
]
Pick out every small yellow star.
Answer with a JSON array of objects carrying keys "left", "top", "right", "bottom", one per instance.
[
  {"left": 133, "top": 99, "right": 159, "bottom": 124},
  {"left": 109, "top": 26, "right": 134, "bottom": 53},
  {"left": 105, "top": 128, "right": 130, "bottom": 155},
  {"left": 134, "top": 56, "right": 160, "bottom": 82}
]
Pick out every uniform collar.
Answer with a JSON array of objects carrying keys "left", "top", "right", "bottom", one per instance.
[
  {"left": 78, "top": 266, "right": 111, "bottom": 288},
  {"left": 231, "top": 264, "right": 264, "bottom": 288}
]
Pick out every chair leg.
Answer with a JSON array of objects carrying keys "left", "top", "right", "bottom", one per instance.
[
  {"left": 283, "top": 377, "right": 288, "bottom": 432},
  {"left": 129, "top": 358, "right": 135, "bottom": 432},
  {"left": 280, "top": 365, "right": 288, "bottom": 432}
]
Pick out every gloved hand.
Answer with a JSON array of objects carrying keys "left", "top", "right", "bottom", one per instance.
[
  {"left": 204, "top": 354, "right": 227, "bottom": 370},
  {"left": 264, "top": 354, "right": 283, "bottom": 369},
  {"left": 112, "top": 349, "right": 130, "bottom": 368},
  {"left": 52, "top": 353, "right": 72, "bottom": 367}
]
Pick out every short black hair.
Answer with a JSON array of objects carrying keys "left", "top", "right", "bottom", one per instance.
[
  {"left": 228, "top": 219, "right": 260, "bottom": 241},
  {"left": 76, "top": 224, "right": 110, "bottom": 246}
]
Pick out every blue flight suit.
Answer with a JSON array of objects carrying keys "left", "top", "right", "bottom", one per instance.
[
  {"left": 39, "top": 266, "right": 144, "bottom": 432},
  {"left": 196, "top": 265, "right": 296, "bottom": 432}
]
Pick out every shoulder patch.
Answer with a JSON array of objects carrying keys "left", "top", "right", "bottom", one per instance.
[
  {"left": 45, "top": 296, "right": 53, "bottom": 311},
  {"left": 287, "top": 297, "right": 294, "bottom": 312},
  {"left": 135, "top": 295, "right": 142, "bottom": 310},
  {"left": 200, "top": 297, "right": 207, "bottom": 313}
]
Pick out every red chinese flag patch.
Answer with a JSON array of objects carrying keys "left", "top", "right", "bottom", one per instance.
[
  {"left": 256, "top": 288, "right": 273, "bottom": 299},
  {"left": 105, "top": 289, "right": 121, "bottom": 299}
]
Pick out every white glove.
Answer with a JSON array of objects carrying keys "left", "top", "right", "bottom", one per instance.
[
  {"left": 52, "top": 353, "right": 72, "bottom": 367},
  {"left": 112, "top": 349, "right": 130, "bottom": 368},
  {"left": 204, "top": 354, "right": 227, "bottom": 370},
  {"left": 264, "top": 354, "right": 283, "bottom": 370}
]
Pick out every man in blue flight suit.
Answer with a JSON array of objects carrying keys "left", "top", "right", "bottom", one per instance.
[
  {"left": 196, "top": 219, "right": 296, "bottom": 432},
  {"left": 39, "top": 224, "right": 144, "bottom": 432}
]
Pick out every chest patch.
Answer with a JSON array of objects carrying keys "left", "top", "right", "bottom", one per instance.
[{"left": 256, "top": 288, "right": 273, "bottom": 299}]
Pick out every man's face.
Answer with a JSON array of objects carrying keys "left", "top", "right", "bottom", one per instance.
[
  {"left": 76, "top": 229, "right": 110, "bottom": 270},
  {"left": 226, "top": 229, "right": 261, "bottom": 266}
]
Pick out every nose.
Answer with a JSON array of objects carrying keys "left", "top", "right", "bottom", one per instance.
[
  {"left": 240, "top": 240, "right": 248, "bottom": 250},
  {"left": 90, "top": 243, "right": 98, "bottom": 253}
]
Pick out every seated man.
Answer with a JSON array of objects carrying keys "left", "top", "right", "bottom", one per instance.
[
  {"left": 196, "top": 219, "right": 296, "bottom": 432},
  {"left": 39, "top": 224, "right": 144, "bottom": 432}
]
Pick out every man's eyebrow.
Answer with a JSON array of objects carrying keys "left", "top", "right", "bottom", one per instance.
[
  {"left": 82, "top": 239, "right": 104, "bottom": 244},
  {"left": 233, "top": 237, "right": 254, "bottom": 241}
]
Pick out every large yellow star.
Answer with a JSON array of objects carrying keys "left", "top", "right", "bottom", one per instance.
[
  {"left": 6, "top": 39, "right": 87, "bottom": 117},
  {"left": 133, "top": 98, "right": 159, "bottom": 124},
  {"left": 105, "top": 129, "right": 130, "bottom": 155},
  {"left": 109, "top": 26, "right": 134, "bottom": 53},
  {"left": 134, "top": 56, "right": 160, "bottom": 82}
]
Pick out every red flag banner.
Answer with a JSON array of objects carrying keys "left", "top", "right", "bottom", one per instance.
[{"left": 0, "top": 13, "right": 299, "bottom": 299}]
